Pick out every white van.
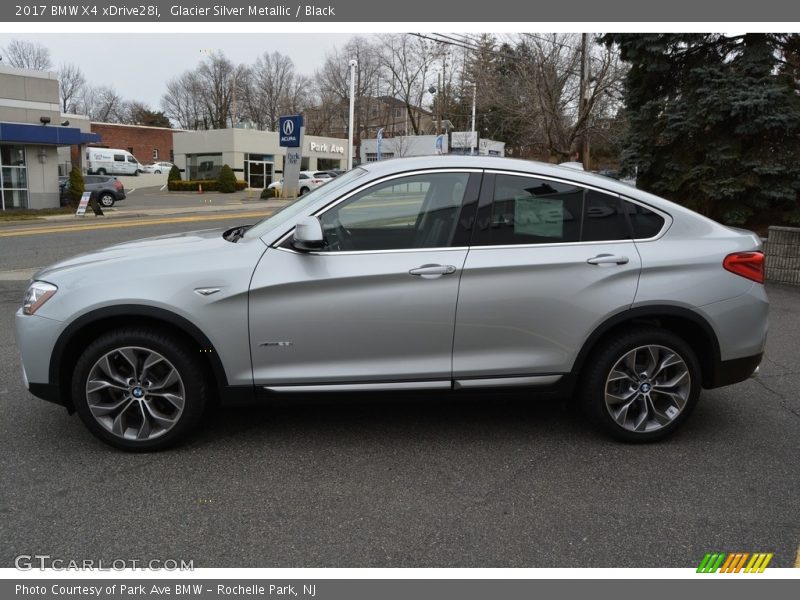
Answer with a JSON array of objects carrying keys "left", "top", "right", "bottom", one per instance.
[{"left": 85, "top": 148, "right": 145, "bottom": 176}]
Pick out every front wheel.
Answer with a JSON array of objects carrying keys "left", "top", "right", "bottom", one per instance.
[
  {"left": 580, "top": 327, "right": 701, "bottom": 442},
  {"left": 71, "top": 328, "right": 209, "bottom": 451}
]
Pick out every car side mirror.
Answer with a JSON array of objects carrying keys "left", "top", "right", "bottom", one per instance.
[{"left": 292, "top": 216, "right": 325, "bottom": 252}]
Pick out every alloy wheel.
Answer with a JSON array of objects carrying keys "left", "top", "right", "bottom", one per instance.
[
  {"left": 604, "top": 344, "right": 691, "bottom": 433},
  {"left": 85, "top": 346, "right": 185, "bottom": 441}
]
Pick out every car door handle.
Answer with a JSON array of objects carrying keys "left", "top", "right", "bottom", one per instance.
[
  {"left": 409, "top": 264, "right": 457, "bottom": 277},
  {"left": 586, "top": 254, "right": 629, "bottom": 265}
]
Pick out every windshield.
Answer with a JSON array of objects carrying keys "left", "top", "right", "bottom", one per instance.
[{"left": 243, "top": 167, "right": 368, "bottom": 241}]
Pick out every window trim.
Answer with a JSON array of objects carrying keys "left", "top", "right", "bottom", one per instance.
[
  {"left": 472, "top": 169, "right": 672, "bottom": 248},
  {"left": 273, "top": 168, "right": 483, "bottom": 255}
]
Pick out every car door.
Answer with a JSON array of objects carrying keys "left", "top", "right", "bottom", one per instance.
[
  {"left": 248, "top": 169, "right": 481, "bottom": 389},
  {"left": 452, "top": 171, "right": 643, "bottom": 385}
]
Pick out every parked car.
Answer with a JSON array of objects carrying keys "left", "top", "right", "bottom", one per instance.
[
  {"left": 268, "top": 171, "right": 333, "bottom": 196},
  {"left": 143, "top": 162, "right": 174, "bottom": 174},
  {"left": 59, "top": 175, "right": 126, "bottom": 207},
  {"left": 17, "top": 156, "right": 767, "bottom": 450}
]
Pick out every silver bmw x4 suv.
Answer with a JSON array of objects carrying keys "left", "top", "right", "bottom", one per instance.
[{"left": 15, "top": 156, "right": 768, "bottom": 450}]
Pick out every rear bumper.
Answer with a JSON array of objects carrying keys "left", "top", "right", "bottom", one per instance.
[{"left": 708, "top": 353, "right": 763, "bottom": 388}]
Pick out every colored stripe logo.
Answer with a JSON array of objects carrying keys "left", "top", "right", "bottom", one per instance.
[{"left": 697, "top": 552, "right": 773, "bottom": 573}]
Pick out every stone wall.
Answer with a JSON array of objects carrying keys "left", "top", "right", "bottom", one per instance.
[{"left": 764, "top": 226, "right": 800, "bottom": 286}]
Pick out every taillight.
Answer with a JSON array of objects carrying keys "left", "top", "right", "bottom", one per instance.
[
  {"left": 723, "top": 251, "right": 764, "bottom": 283},
  {"left": 115, "top": 180, "right": 123, "bottom": 190},
  {"left": 311, "top": 179, "right": 322, "bottom": 184}
]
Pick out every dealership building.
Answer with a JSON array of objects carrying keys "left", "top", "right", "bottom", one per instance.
[
  {"left": 172, "top": 128, "right": 349, "bottom": 189},
  {"left": 0, "top": 65, "right": 98, "bottom": 210}
]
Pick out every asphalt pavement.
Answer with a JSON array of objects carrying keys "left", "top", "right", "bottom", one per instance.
[{"left": 0, "top": 207, "right": 798, "bottom": 568}]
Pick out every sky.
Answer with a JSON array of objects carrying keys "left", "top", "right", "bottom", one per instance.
[{"left": 0, "top": 33, "right": 355, "bottom": 109}]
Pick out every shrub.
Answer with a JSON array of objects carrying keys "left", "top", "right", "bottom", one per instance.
[
  {"left": 167, "top": 164, "right": 181, "bottom": 182},
  {"left": 167, "top": 179, "right": 247, "bottom": 192},
  {"left": 67, "top": 167, "right": 85, "bottom": 205},
  {"left": 217, "top": 164, "right": 236, "bottom": 193},
  {"left": 260, "top": 187, "right": 274, "bottom": 199}
]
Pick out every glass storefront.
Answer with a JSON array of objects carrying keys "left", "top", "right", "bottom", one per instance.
[
  {"left": 1, "top": 144, "right": 28, "bottom": 210},
  {"left": 185, "top": 153, "right": 223, "bottom": 180},
  {"left": 244, "top": 153, "right": 274, "bottom": 189}
]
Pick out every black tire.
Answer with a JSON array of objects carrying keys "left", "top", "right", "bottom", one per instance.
[
  {"left": 299, "top": 187, "right": 309, "bottom": 196},
  {"left": 71, "top": 328, "right": 209, "bottom": 451},
  {"left": 96, "top": 168, "right": 107, "bottom": 175},
  {"left": 579, "top": 327, "right": 701, "bottom": 443},
  {"left": 98, "top": 192, "right": 115, "bottom": 207},
  {"left": 154, "top": 170, "right": 161, "bottom": 174}
]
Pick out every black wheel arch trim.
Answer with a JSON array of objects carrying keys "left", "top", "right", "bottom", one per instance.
[
  {"left": 571, "top": 304, "right": 723, "bottom": 389},
  {"left": 49, "top": 304, "right": 251, "bottom": 403}
]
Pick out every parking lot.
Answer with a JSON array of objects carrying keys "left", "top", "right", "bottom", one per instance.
[{"left": 1, "top": 242, "right": 798, "bottom": 568}]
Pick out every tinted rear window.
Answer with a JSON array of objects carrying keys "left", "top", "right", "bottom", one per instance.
[{"left": 624, "top": 201, "right": 665, "bottom": 238}]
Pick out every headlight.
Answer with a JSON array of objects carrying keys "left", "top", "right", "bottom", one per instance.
[{"left": 22, "top": 281, "right": 58, "bottom": 315}]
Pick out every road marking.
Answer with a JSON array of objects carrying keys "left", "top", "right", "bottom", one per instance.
[
  {"left": 0, "top": 268, "right": 38, "bottom": 281},
  {"left": 0, "top": 211, "right": 269, "bottom": 238}
]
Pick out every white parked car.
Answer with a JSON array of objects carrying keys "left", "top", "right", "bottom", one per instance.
[
  {"left": 268, "top": 171, "right": 333, "bottom": 196},
  {"left": 143, "top": 162, "right": 174, "bottom": 174}
]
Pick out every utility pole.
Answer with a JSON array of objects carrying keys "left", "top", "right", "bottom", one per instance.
[
  {"left": 436, "top": 71, "right": 442, "bottom": 134},
  {"left": 470, "top": 81, "right": 477, "bottom": 156},
  {"left": 347, "top": 59, "right": 357, "bottom": 170},
  {"left": 579, "top": 33, "right": 591, "bottom": 170}
]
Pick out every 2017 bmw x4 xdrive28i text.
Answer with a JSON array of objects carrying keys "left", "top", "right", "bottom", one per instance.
[{"left": 15, "top": 157, "right": 768, "bottom": 450}]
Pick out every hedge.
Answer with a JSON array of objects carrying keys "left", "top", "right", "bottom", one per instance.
[{"left": 168, "top": 179, "right": 247, "bottom": 192}]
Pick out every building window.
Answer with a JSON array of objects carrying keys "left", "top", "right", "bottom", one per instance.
[
  {"left": 152, "top": 149, "right": 159, "bottom": 160},
  {"left": 169, "top": 150, "right": 174, "bottom": 163},
  {"left": 186, "top": 153, "right": 223, "bottom": 180},
  {"left": 1, "top": 144, "right": 28, "bottom": 210},
  {"left": 127, "top": 147, "right": 134, "bottom": 154}
]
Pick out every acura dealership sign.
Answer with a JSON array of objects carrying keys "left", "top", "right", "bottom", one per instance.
[{"left": 279, "top": 115, "right": 303, "bottom": 148}]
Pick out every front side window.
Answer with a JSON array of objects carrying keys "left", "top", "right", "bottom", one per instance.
[{"left": 318, "top": 172, "right": 471, "bottom": 252}]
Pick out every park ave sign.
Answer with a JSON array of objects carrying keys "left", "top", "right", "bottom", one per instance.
[{"left": 310, "top": 141, "right": 345, "bottom": 154}]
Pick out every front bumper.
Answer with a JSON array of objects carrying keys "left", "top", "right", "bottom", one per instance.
[{"left": 15, "top": 309, "right": 65, "bottom": 405}]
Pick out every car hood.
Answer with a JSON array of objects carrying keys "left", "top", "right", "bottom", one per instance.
[{"left": 33, "top": 228, "right": 254, "bottom": 281}]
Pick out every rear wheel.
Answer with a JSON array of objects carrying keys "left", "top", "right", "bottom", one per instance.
[
  {"left": 580, "top": 327, "right": 701, "bottom": 442},
  {"left": 299, "top": 187, "right": 309, "bottom": 196},
  {"left": 96, "top": 168, "right": 107, "bottom": 175},
  {"left": 98, "top": 192, "right": 115, "bottom": 207},
  {"left": 71, "top": 328, "right": 209, "bottom": 451}
]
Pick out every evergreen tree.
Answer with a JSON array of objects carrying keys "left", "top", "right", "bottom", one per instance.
[
  {"left": 217, "top": 164, "right": 236, "bottom": 193},
  {"left": 67, "top": 167, "right": 85, "bottom": 205},
  {"left": 167, "top": 164, "right": 181, "bottom": 182},
  {"left": 603, "top": 33, "right": 800, "bottom": 226}
]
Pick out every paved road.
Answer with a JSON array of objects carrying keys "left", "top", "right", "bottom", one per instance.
[{"left": 0, "top": 216, "right": 798, "bottom": 568}]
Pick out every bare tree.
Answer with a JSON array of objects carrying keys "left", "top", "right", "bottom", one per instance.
[
  {"left": 58, "top": 63, "right": 86, "bottom": 113},
  {"left": 78, "top": 85, "right": 125, "bottom": 122},
  {"left": 316, "top": 36, "right": 385, "bottom": 141},
  {"left": 504, "top": 33, "right": 625, "bottom": 161},
  {"left": 242, "top": 51, "right": 301, "bottom": 131},
  {"left": 1, "top": 39, "right": 52, "bottom": 70},
  {"left": 196, "top": 51, "right": 241, "bottom": 129},
  {"left": 162, "top": 71, "right": 208, "bottom": 129},
  {"left": 379, "top": 34, "right": 444, "bottom": 135}
]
